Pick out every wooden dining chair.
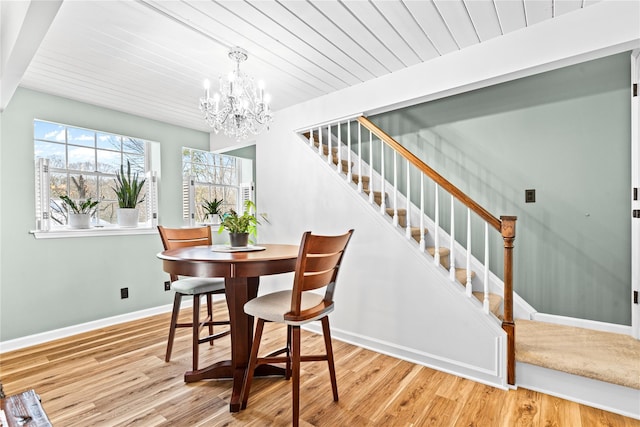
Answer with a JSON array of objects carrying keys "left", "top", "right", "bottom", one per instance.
[
  {"left": 240, "top": 229, "right": 354, "bottom": 427},
  {"left": 157, "top": 225, "right": 230, "bottom": 371}
]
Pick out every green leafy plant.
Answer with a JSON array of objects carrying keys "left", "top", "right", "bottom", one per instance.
[
  {"left": 202, "top": 198, "right": 224, "bottom": 221},
  {"left": 60, "top": 195, "right": 99, "bottom": 214},
  {"left": 218, "top": 200, "right": 259, "bottom": 236},
  {"left": 113, "top": 160, "right": 146, "bottom": 208}
]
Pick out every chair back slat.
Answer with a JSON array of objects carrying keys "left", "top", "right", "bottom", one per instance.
[
  {"left": 303, "top": 252, "right": 343, "bottom": 273},
  {"left": 301, "top": 269, "right": 338, "bottom": 292},
  {"left": 158, "top": 226, "right": 212, "bottom": 281},
  {"left": 158, "top": 226, "right": 212, "bottom": 250},
  {"left": 289, "top": 229, "right": 353, "bottom": 318}
]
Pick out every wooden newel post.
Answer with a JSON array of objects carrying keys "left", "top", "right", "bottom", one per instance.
[{"left": 500, "top": 215, "right": 517, "bottom": 386}]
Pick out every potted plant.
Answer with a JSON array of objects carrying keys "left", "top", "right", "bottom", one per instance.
[
  {"left": 60, "top": 195, "right": 99, "bottom": 229},
  {"left": 218, "top": 200, "right": 259, "bottom": 247},
  {"left": 202, "top": 198, "right": 224, "bottom": 223},
  {"left": 113, "top": 160, "right": 146, "bottom": 227}
]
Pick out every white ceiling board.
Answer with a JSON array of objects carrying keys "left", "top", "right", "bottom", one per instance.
[
  {"left": 279, "top": 1, "right": 388, "bottom": 78},
  {"left": 341, "top": 0, "right": 421, "bottom": 67},
  {"left": 524, "top": 0, "right": 553, "bottom": 26},
  {"left": 10, "top": 0, "right": 604, "bottom": 133},
  {"left": 554, "top": 0, "right": 585, "bottom": 17},
  {"left": 404, "top": 1, "right": 461, "bottom": 55},
  {"left": 494, "top": 0, "right": 527, "bottom": 35},
  {"left": 372, "top": 1, "right": 440, "bottom": 62},
  {"left": 434, "top": 0, "right": 480, "bottom": 49},
  {"left": 312, "top": 1, "right": 405, "bottom": 72},
  {"left": 249, "top": 1, "right": 369, "bottom": 84},
  {"left": 464, "top": 0, "right": 503, "bottom": 42}
]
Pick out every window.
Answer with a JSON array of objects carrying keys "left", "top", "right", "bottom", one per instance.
[
  {"left": 34, "top": 120, "right": 158, "bottom": 233},
  {"left": 182, "top": 147, "right": 253, "bottom": 224}
]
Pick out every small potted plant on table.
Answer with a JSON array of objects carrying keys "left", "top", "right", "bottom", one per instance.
[
  {"left": 113, "top": 160, "right": 146, "bottom": 227},
  {"left": 218, "top": 200, "right": 259, "bottom": 247}
]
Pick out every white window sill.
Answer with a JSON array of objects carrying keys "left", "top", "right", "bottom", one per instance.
[{"left": 30, "top": 226, "right": 158, "bottom": 239}]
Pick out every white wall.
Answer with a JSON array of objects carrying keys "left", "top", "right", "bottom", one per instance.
[{"left": 239, "top": 0, "right": 640, "bottom": 387}]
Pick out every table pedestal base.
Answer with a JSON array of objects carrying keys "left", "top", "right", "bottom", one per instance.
[{"left": 185, "top": 361, "right": 285, "bottom": 412}]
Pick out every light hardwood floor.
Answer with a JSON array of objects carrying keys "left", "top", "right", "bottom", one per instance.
[{"left": 1, "top": 302, "right": 638, "bottom": 427}]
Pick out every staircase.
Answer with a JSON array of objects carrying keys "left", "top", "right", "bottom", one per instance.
[
  {"left": 299, "top": 116, "right": 640, "bottom": 420},
  {"left": 301, "top": 116, "right": 518, "bottom": 385},
  {"left": 311, "top": 135, "right": 492, "bottom": 307}
]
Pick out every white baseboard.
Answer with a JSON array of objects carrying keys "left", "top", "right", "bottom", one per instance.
[
  {"left": 517, "top": 362, "right": 640, "bottom": 420},
  {"left": 0, "top": 296, "right": 225, "bottom": 354},
  {"left": 531, "top": 312, "right": 632, "bottom": 335}
]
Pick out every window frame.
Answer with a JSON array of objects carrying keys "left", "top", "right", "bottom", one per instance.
[{"left": 31, "top": 119, "right": 159, "bottom": 238}]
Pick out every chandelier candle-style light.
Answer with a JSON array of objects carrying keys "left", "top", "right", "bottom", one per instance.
[{"left": 200, "top": 47, "right": 273, "bottom": 141}]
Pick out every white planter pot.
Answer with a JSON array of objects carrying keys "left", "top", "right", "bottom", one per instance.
[
  {"left": 117, "top": 208, "right": 139, "bottom": 227},
  {"left": 69, "top": 213, "right": 91, "bottom": 229}
]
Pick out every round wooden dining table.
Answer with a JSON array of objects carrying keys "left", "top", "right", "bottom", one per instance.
[{"left": 157, "top": 243, "right": 299, "bottom": 412}]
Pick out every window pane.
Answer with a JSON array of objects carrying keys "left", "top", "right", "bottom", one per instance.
[
  {"left": 97, "top": 133, "right": 121, "bottom": 151},
  {"left": 67, "top": 146, "right": 95, "bottom": 171},
  {"left": 34, "top": 121, "right": 65, "bottom": 142},
  {"left": 50, "top": 172, "right": 67, "bottom": 198},
  {"left": 68, "top": 174, "right": 97, "bottom": 199},
  {"left": 99, "top": 176, "right": 117, "bottom": 202},
  {"left": 97, "top": 201, "right": 118, "bottom": 225},
  {"left": 35, "top": 141, "right": 65, "bottom": 168},
  {"left": 97, "top": 149, "right": 121, "bottom": 173},
  {"left": 122, "top": 137, "right": 145, "bottom": 155},
  {"left": 68, "top": 127, "right": 95, "bottom": 148},
  {"left": 123, "top": 154, "right": 145, "bottom": 174}
]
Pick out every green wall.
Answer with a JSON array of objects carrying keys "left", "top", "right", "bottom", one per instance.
[
  {"left": 0, "top": 88, "right": 210, "bottom": 341},
  {"left": 371, "top": 53, "right": 631, "bottom": 325}
]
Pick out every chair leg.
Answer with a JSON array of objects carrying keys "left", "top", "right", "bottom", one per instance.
[
  {"left": 285, "top": 325, "right": 292, "bottom": 380},
  {"left": 292, "top": 325, "right": 301, "bottom": 427},
  {"left": 321, "top": 316, "right": 339, "bottom": 401},
  {"left": 165, "top": 292, "right": 182, "bottom": 363},
  {"left": 206, "top": 293, "right": 214, "bottom": 347},
  {"left": 241, "top": 318, "right": 265, "bottom": 410},
  {"left": 192, "top": 294, "right": 201, "bottom": 371}
]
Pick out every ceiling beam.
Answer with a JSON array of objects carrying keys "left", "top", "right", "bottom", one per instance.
[{"left": 0, "top": 0, "right": 62, "bottom": 111}]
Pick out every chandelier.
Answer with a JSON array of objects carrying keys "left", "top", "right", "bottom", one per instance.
[{"left": 199, "top": 47, "right": 273, "bottom": 141}]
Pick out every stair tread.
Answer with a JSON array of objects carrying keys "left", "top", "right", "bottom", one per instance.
[
  {"left": 472, "top": 291, "right": 502, "bottom": 317},
  {"left": 385, "top": 208, "right": 407, "bottom": 215}
]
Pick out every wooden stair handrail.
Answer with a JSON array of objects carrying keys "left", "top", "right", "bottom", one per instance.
[
  {"left": 356, "top": 115, "right": 516, "bottom": 385},
  {"left": 358, "top": 116, "right": 501, "bottom": 231}
]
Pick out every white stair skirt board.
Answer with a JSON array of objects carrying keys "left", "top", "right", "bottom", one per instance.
[{"left": 517, "top": 362, "right": 640, "bottom": 420}]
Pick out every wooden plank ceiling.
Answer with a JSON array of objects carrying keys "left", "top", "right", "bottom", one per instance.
[{"left": 18, "top": 0, "right": 599, "bottom": 133}]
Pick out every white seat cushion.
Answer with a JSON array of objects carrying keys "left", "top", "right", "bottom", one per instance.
[
  {"left": 171, "top": 277, "right": 225, "bottom": 295},
  {"left": 244, "top": 290, "right": 332, "bottom": 326}
]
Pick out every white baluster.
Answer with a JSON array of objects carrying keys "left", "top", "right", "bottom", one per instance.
[
  {"left": 483, "top": 222, "right": 490, "bottom": 314},
  {"left": 392, "top": 151, "right": 398, "bottom": 226},
  {"left": 420, "top": 175, "right": 425, "bottom": 251},
  {"left": 449, "top": 195, "right": 456, "bottom": 281},
  {"left": 369, "top": 130, "right": 374, "bottom": 204},
  {"left": 466, "top": 209, "right": 472, "bottom": 297},
  {"left": 346, "top": 121, "right": 352, "bottom": 183},
  {"left": 405, "top": 161, "right": 412, "bottom": 240},
  {"left": 434, "top": 183, "right": 440, "bottom": 266},
  {"left": 357, "top": 123, "right": 363, "bottom": 193},
  {"left": 380, "top": 138, "right": 386, "bottom": 214},
  {"left": 327, "top": 124, "right": 332, "bottom": 165},
  {"left": 317, "top": 126, "right": 322, "bottom": 156}
]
